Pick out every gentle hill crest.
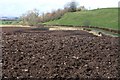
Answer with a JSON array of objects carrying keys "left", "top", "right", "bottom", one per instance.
[{"left": 45, "top": 8, "right": 119, "bottom": 30}]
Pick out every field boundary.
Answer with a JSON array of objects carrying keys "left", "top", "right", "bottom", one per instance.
[{"left": 45, "top": 24, "right": 120, "bottom": 34}]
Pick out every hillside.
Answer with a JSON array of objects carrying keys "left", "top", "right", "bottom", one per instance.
[{"left": 45, "top": 8, "right": 119, "bottom": 30}]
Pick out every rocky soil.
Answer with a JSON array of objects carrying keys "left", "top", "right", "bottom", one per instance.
[{"left": 1, "top": 28, "right": 120, "bottom": 79}]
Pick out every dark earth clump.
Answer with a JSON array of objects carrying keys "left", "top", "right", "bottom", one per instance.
[{"left": 1, "top": 28, "right": 120, "bottom": 79}]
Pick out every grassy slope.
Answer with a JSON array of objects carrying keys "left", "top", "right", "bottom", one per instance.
[
  {"left": 0, "top": 20, "right": 2, "bottom": 25},
  {"left": 45, "top": 8, "right": 119, "bottom": 30}
]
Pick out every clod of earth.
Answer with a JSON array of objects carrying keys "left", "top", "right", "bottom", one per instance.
[{"left": 2, "top": 29, "right": 120, "bottom": 79}]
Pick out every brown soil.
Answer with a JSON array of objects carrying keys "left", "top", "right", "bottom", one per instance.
[{"left": 1, "top": 27, "right": 120, "bottom": 79}]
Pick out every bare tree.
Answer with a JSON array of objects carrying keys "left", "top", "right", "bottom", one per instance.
[
  {"left": 65, "top": 1, "right": 78, "bottom": 12},
  {"left": 20, "top": 9, "right": 40, "bottom": 26},
  {"left": 77, "top": 6, "right": 87, "bottom": 11},
  {"left": 40, "top": 8, "right": 67, "bottom": 22}
]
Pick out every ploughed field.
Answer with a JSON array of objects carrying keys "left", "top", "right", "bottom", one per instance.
[{"left": 2, "top": 27, "right": 120, "bottom": 79}]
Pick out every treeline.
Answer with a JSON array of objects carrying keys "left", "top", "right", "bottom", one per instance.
[
  {"left": 40, "top": 8, "right": 68, "bottom": 23},
  {"left": 20, "top": 1, "right": 87, "bottom": 26}
]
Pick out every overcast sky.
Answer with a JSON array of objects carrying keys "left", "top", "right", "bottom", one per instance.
[{"left": 0, "top": 0, "right": 119, "bottom": 17}]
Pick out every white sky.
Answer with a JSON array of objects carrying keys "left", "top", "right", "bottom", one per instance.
[{"left": 0, "top": 0, "right": 119, "bottom": 17}]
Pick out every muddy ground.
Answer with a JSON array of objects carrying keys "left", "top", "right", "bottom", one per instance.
[{"left": 1, "top": 27, "right": 120, "bottom": 79}]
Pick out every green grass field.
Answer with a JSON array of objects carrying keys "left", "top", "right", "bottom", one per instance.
[
  {"left": 0, "top": 20, "right": 19, "bottom": 25},
  {"left": 45, "top": 8, "right": 119, "bottom": 30},
  {"left": 0, "top": 20, "right": 2, "bottom": 25}
]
